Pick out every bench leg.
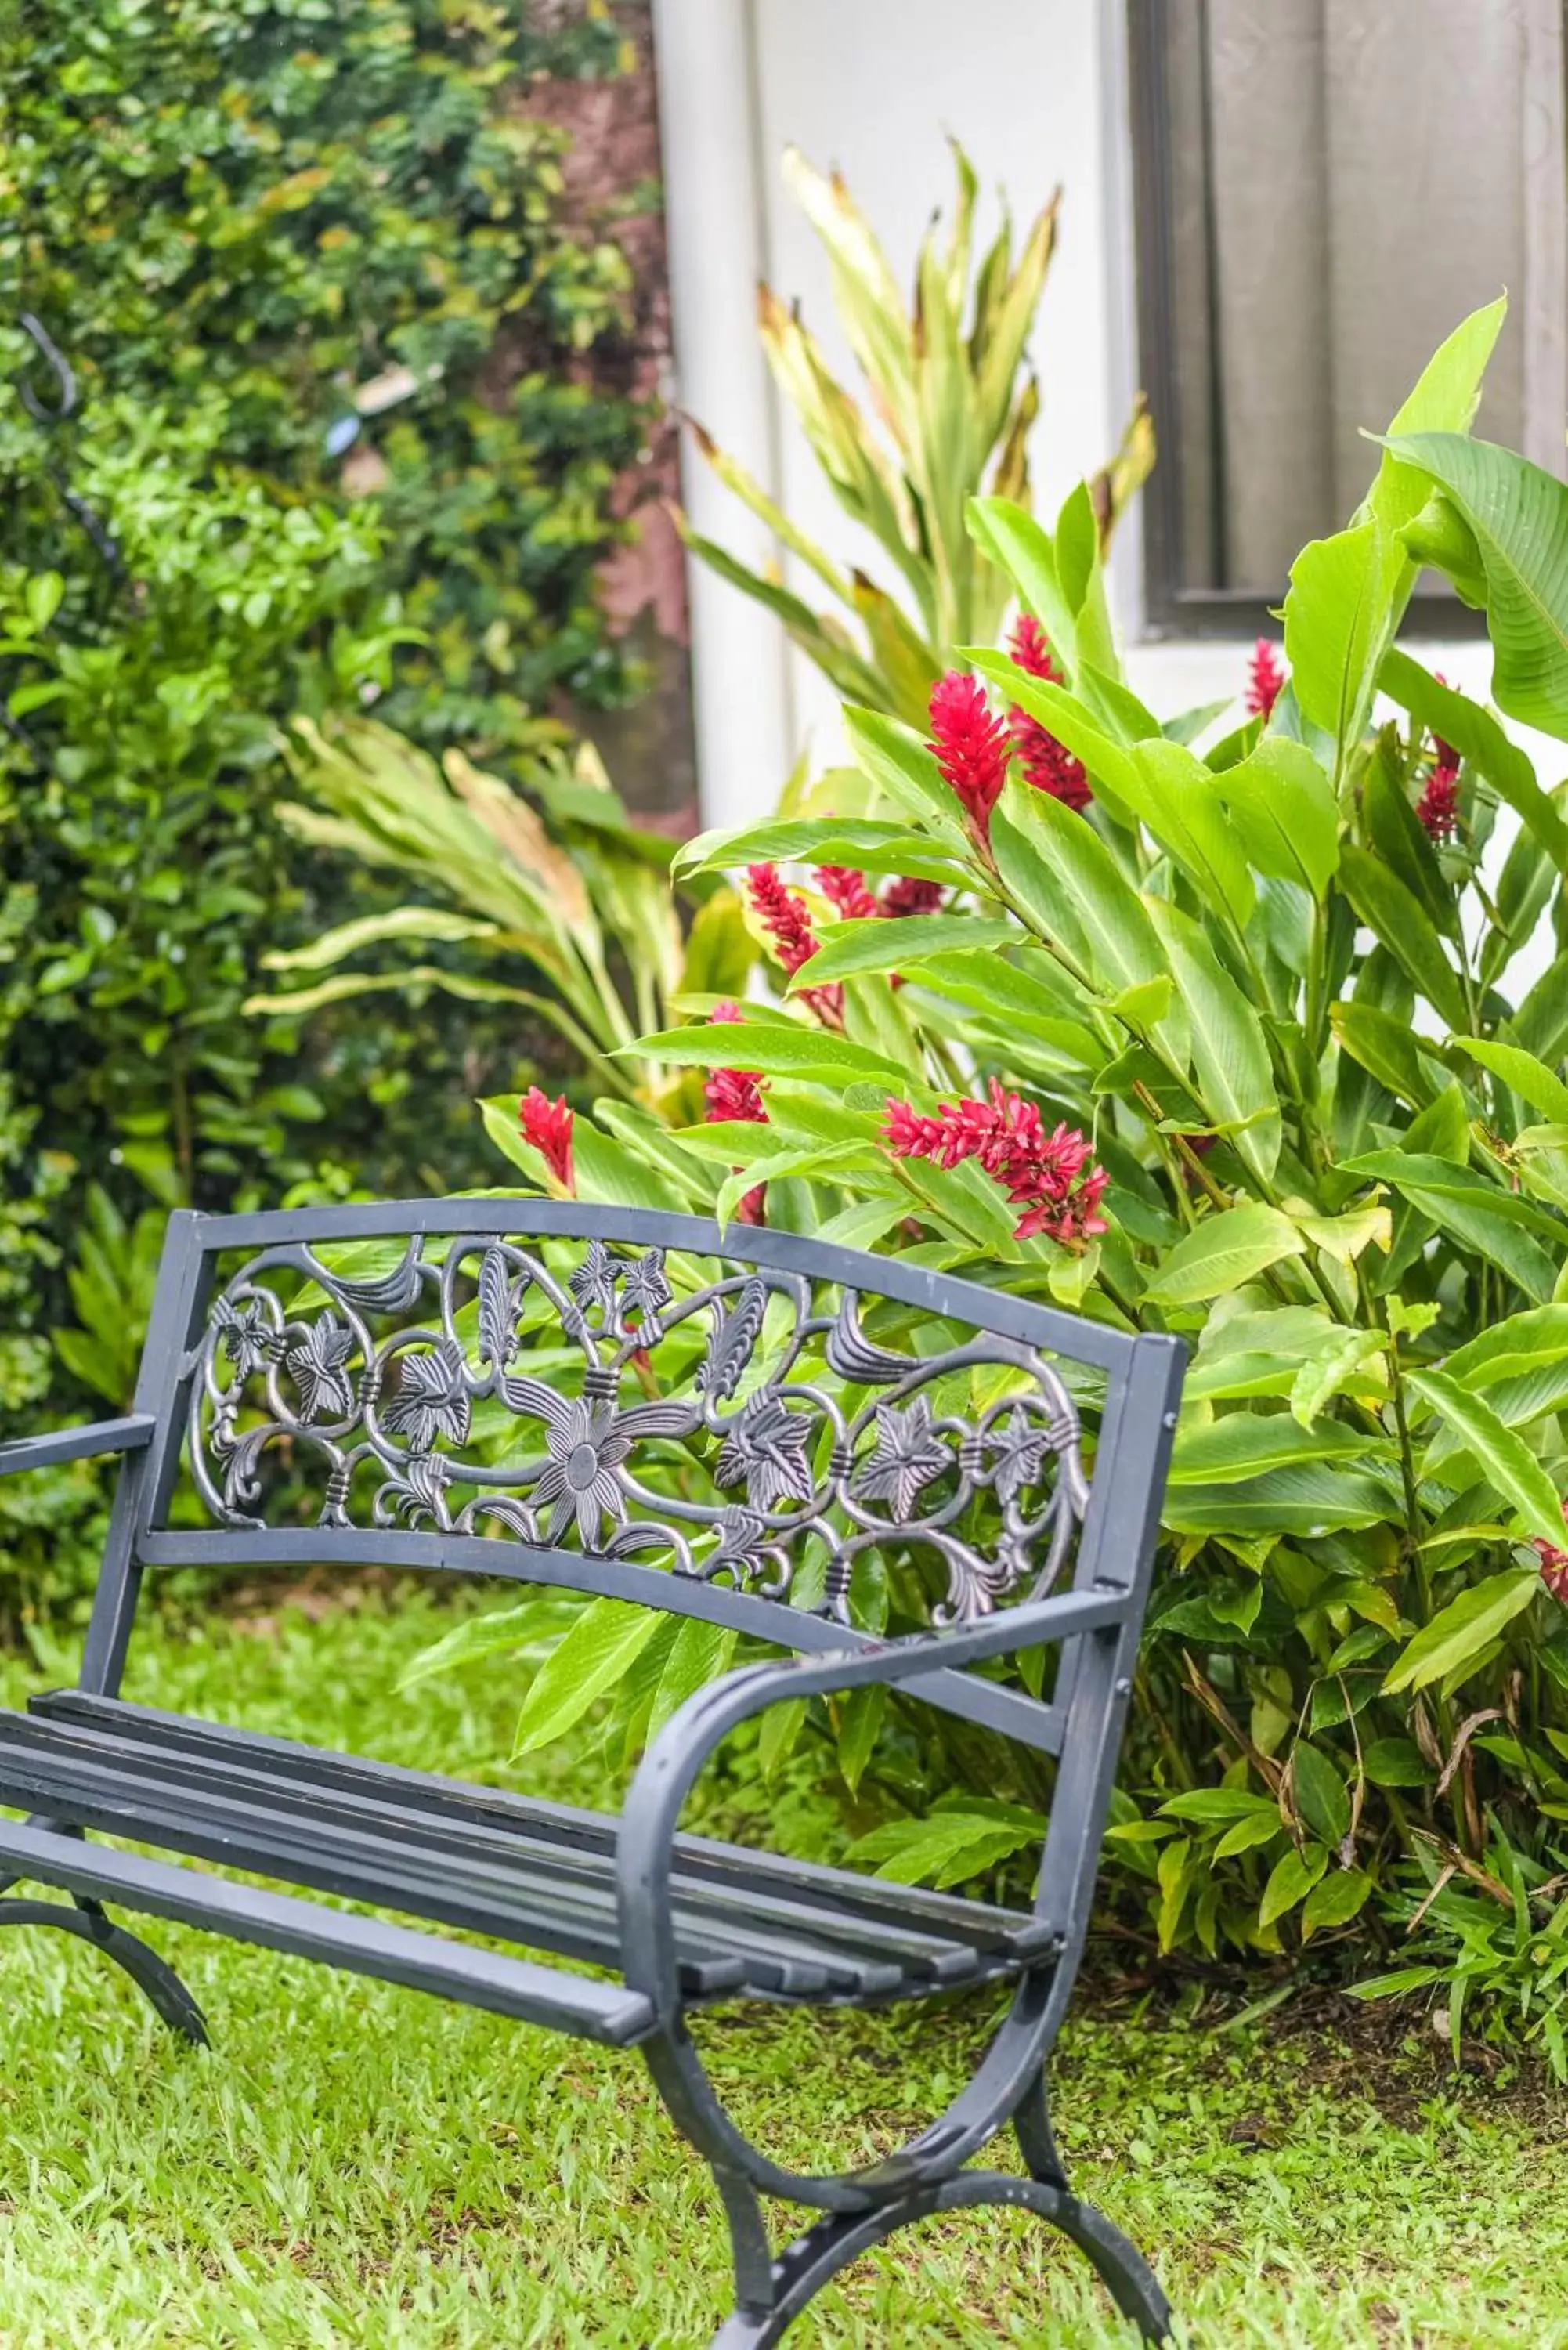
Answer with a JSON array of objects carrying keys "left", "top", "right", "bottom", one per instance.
[
  {"left": 0, "top": 1893, "right": 208, "bottom": 2046},
  {"left": 707, "top": 2167, "right": 1172, "bottom": 2348}
]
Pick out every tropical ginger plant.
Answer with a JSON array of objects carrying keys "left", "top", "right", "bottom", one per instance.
[
  {"left": 679, "top": 143, "right": 1154, "bottom": 733},
  {"left": 461, "top": 293, "right": 1568, "bottom": 2030},
  {"left": 246, "top": 717, "right": 754, "bottom": 1153}
]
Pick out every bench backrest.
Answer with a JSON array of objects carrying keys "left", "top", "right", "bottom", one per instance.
[{"left": 82, "top": 1202, "right": 1183, "bottom": 1753}]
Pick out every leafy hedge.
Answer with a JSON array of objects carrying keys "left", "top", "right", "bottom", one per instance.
[{"left": 0, "top": 0, "right": 648, "bottom": 1622}]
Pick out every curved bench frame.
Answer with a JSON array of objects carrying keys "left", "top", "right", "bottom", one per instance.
[{"left": 0, "top": 1202, "right": 1183, "bottom": 2345}]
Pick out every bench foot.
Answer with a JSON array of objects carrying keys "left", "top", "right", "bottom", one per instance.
[
  {"left": 709, "top": 2169, "right": 1172, "bottom": 2348},
  {"left": 0, "top": 1894, "right": 209, "bottom": 2046}
]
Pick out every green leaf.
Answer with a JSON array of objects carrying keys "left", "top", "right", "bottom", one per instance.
[
  {"left": 1120, "top": 740, "right": 1256, "bottom": 930},
  {"left": 260, "top": 906, "right": 501, "bottom": 972},
  {"left": 791, "top": 913, "right": 1016, "bottom": 990},
  {"left": 1259, "top": 1842, "right": 1329, "bottom": 1929},
  {"left": 1443, "top": 1306, "right": 1568, "bottom": 1391},
  {"left": 1456, "top": 1036, "right": 1568, "bottom": 1126},
  {"left": 966, "top": 496, "right": 1081, "bottom": 678},
  {"left": 1215, "top": 1810, "right": 1288, "bottom": 1860},
  {"left": 1301, "top": 1867, "right": 1372, "bottom": 1939},
  {"left": 1291, "top": 1329, "right": 1389, "bottom": 1427},
  {"left": 1517, "top": 956, "right": 1568, "bottom": 1066},
  {"left": 836, "top": 1683, "right": 887, "bottom": 1796},
  {"left": 1382, "top": 433, "right": 1568, "bottom": 743},
  {"left": 630, "top": 1023, "right": 907, "bottom": 1090},
  {"left": 843, "top": 704, "right": 972, "bottom": 844},
  {"left": 672, "top": 818, "right": 963, "bottom": 887},
  {"left": 991, "top": 785, "right": 1178, "bottom": 1047},
  {"left": 1209, "top": 738, "right": 1340, "bottom": 898},
  {"left": 1149, "top": 902, "right": 1281, "bottom": 1184},
  {"left": 1363, "top": 737, "right": 1459, "bottom": 942},
  {"left": 649, "top": 1619, "right": 738, "bottom": 1744},
  {"left": 1401, "top": 1082, "right": 1471, "bottom": 1166},
  {"left": 1382, "top": 1567, "right": 1541, "bottom": 1696},
  {"left": 757, "top": 1698, "right": 809, "bottom": 1783},
  {"left": 1346, "top": 1965, "right": 1443, "bottom": 2001},
  {"left": 1405, "top": 1368, "right": 1566, "bottom": 1547},
  {"left": 1342, "top": 1152, "right": 1561, "bottom": 1302},
  {"left": 1162, "top": 1465, "right": 1393, "bottom": 1537},
  {"left": 396, "top": 1598, "right": 578, "bottom": 1690},
  {"left": 1142, "top": 1205, "right": 1306, "bottom": 1307},
  {"left": 1361, "top": 1737, "right": 1432, "bottom": 1788},
  {"left": 1159, "top": 1788, "right": 1279, "bottom": 1825},
  {"left": 1329, "top": 1002, "right": 1436, "bottom": 1110},
  {"left": 965, "top": 651, "right": 1140, "bottom": 812},
  {"left": 1169, "top": 1413, "right": 1379, "bottom": 1486},
  {"left": 1336, "top": 846, "right": 1467, "bottom": 1031},
  {"left": 1283, "top": 518, "right": 1389, "bottom": 753},
  {"left": 512, "top": 1600, "right": 662, "bottom": 1756},
  {"left": 1379, "top": 646, "right": 1568, "bottom": 873},
  {"left": 1292, "top": 1742, "right": 1350, "bottom": 1847}
]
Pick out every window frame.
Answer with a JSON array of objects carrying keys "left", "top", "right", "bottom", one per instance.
[{"left": 1125, "top": 0, "right": 1487, "bottom": 643}]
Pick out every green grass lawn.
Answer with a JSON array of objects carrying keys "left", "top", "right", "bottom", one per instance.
[{"left": 1, "top": 1587, "right": 1564, "bottom": 2348}]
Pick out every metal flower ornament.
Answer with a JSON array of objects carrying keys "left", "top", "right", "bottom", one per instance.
[{"left": 186, "top": 1228, "right": 1089, "bottom": 1630}]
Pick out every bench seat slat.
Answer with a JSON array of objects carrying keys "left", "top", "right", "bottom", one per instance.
[
  {"left": 0, "top": 1702, "right": 1050, "bottom": 2009},
  {"left": 0, "top": 1819, "right": 656, "bottom": 2044},
  {"left": 0, "top": 1736, "right": 864, "bottom": 1999},
  {"left": 9, "top": 1715, "right": 986, "bottom": 1990},
  {"left": 35, "top": 1693, "right": 1049, "bottom": 1959}
]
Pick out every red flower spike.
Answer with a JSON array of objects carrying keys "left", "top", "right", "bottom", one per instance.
[
  {"left": 1010, "top": 613, "right": 1060, "bottom": 683},
  {"left": 1004, "top": 618, "right": 1091, "bottom": 811},
  {"left": 880, "top": 875, "right": 946, "bottom": 919},
  {"left": 1245, "top": 639, "right": 1286, "bottom": 720},
  {"left": 746, "top": 862, "right": 817, "bottom": 975},
  {"left": 817, "top": 864, "right": 881, "bottom": 921},
  {"left": 744, "top": 864, "right": 843, "bottom": 1028},
  {"left": 1416, "top": 768, "right": 1459, "bottom": 842},
  {"left": 928, "top": 670, "right": 1011, "bottom": 842},
  {"left": 520, "top": 1087, "right": 574, "bottom": 1193},
  {"left": 1415, "top": 672, "right": 1463, "bottom": 839},
  {"left": 882, "top": 1080, "right": 1108, "bottom": 1249},
  {"left": 706, "top": 1003, "right": 768, "bottom": 1224},
  {"left": 1536, "top": 1500, "right": 1568, "bottom": 1601}
]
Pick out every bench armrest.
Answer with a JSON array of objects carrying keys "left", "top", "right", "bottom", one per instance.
[
  {"left": 0, "top": 1415, "right": 157, "bottom": 1480},
  {"left": 616, "top": 1584, "right": 1129, "bottom": 2021}
]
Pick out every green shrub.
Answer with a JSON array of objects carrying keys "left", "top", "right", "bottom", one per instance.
[
  {"left": 0, "top": 1, "right": 650, "bottom": 1621},
  {"left": 463, "top": 294, "right": 1568, "bottom": 2048},
  {"left": 2, "top": 0, "right": 643, "bottom": 749}
]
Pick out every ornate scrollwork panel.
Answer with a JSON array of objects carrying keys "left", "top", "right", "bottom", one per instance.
[{"left": 182, "top": 1233, "right": 1089, "bottom": 1627}]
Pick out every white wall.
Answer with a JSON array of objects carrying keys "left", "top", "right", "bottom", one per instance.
[
  {"left": 655, "top": 0, "right": 1132, "bottom": 823},
  {"left": 655, "top": 0, "right": 1548, "bottom": 838},
  {"left": 749, "top": 0, "right": 1130, "bottom": 772}
]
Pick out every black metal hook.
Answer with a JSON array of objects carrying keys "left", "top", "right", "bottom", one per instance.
[
  {"left": 13, "top": 312, "right": 122, "bottom": 579},
  {"left": 18, "top": 311, "right": 77, "bottom": 425}
]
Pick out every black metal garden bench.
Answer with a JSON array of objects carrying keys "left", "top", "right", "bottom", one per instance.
[{"left": 0, "top": 1201, "right": 1183, "bottom": 2345}]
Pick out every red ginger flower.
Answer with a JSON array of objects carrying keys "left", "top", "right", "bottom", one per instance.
[
  {"left": 705, "top": 1002, "right": 767, "bottom": 1224},
  {"left": 1534, "top": 1500, "right": 1568, "bottom": 1600},
  {"left": 1246, "top": 639, "right": 1286, "bottom": 720},
  {"left": 746, "top": 862, "right": 817, "bottom": 974},
  {"left": 1416, "top": 674, "right": 1462, "bottom": 841},
  {"left": 1416, "top": 767, "right": 1459, "bottom": 843},
  {"left": 928, "top": 670, "right": 1011, "bottom": 842},
  {"left": 881, "top": 874, "right": 945, "bottom": 918},
  {"left": 817, "top": 864, "right": 881, "bottom": 921},
  {"left": 520, "top": 1087, "right": 574, "bottom": 1193},
  {"left": 745, "top": 863, "right": 843, "bottom": 1028},
  {"left": 883, "top": 1080, "right": 1109, "bottom": 1247},
  {"left": 1006, "top": 616, "right": 1091, "bottom": 812}
]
